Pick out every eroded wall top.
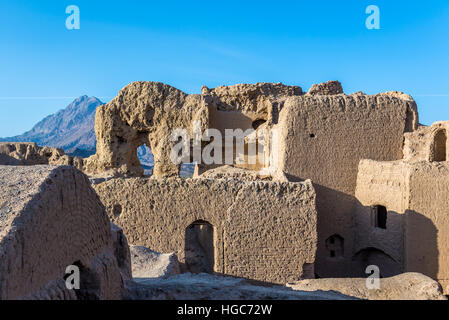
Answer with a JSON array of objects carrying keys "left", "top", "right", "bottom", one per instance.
[{"left": 83, "top": 81, "right": 304, "bottom": 178}]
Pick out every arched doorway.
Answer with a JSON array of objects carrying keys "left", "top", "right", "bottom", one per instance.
[
  {"left": 185, "top": 220, "right": 214, "bottom": 273},
  {"left": 372, "top": 205, "right": 387, "bottom": 229},
  {"left": 431, "top": 129, "right": 447, "bottom": 162}
]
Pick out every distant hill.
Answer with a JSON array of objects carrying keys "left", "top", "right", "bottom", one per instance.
[
  {"left": 0, "top": 96, "right": 154, "bottom": 165},
  {"left": 0, "top": 96, "right": 100, "bottom": 156}
]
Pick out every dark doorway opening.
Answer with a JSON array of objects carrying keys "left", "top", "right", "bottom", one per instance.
[
  {"left": 185, "top": 220, "right": 214, "bottom": 273},
  {"left": 373, "top": 205, "right": 387, "bottom": 229}
]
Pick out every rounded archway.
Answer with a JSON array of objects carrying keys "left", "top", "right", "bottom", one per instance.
[
  {"left": 352, "top": 247, "right": 401, "bottom": 278},
  {"left": 431, "top": 129, "right": 447, "bottom": 162}
]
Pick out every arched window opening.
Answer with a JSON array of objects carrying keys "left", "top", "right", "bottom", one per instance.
[
  {"left": 325, "top": 234, "right": 344, "bottom": 259},
  {"left": 404, "top": 107, "right": 415, "bottom": 133},
  {"left": 138, "top": 144, "right": 154, "bottom": 176},
  {"left": 432, "top": 129, "right": 447, "bottom": 162}
]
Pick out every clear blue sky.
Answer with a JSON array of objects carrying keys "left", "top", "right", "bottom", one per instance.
[{"left": 1, "top": 0, "right": 448, "bottom": 136}]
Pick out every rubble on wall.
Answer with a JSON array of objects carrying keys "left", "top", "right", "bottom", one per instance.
[
  {"left": 130, "top": 246, "right": 181, "bottom": 279},
  {"left": 288, "top": 273, "right": 447, "bottom": 300},
  {"left": 0, "top": 142, "right": 83, "bottom": 169},
  {"left": 126, "top": 273, "right": 354, "bottom": 300},
  {"left": 307, "top": 80, "right": 343, "bottom": 96}
]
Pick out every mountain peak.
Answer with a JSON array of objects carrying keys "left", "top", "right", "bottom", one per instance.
[
  {"left": 0, "top": 96, "right": 104, "bottom": 154},
  {"left": 71, "top": 95, "right": 102, "bottom": 105},
  {"left": 0, "top": 94, "right": 153, "bottom": 164}
]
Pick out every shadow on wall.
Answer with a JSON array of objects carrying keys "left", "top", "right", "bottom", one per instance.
[
  {"left": 351, "top": 248, "right": 400, "bottom": 278},
  {"left": 351, "top": 200, "right": 405, "bottom": 278},
  {"left": 351, "top": 203, "right": 439, "bottom": 280},
  {"left": 64, "top": 260, "right": 101, "bottom": 300},
  {"left": 284, "top": 173, "right": 439, "bottom": 280},
  {"left": 283, "top": 177, "right": 357, "bottom": 278},
  {"left": 405, "top": 210, "right": 439, "bottom": 279},
  {"left": 350, "top": 205, "right": 439, "bottom": 279}
]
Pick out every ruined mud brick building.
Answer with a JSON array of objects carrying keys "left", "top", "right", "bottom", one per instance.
[{"left": 0, "top": 80, "right": 447, "bottom": 292}]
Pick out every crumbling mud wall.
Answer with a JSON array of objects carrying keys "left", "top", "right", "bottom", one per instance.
[
  {"left": 83, "top": 81, "right": 304, "bottom": 178},
  {"left": 0, "top": 165, "right": 127, "bottom": 300},
  {"left": 83, "top": 82, "right": 209, "bottom": 178},
  {"left": 274, "top": 90, "right": 418, "bottom": 277},
  {"left": 0, "top": 142, "right": 83, "bottom": 169},
  {"left": 93, "top": 177, "right": 317, "bottom": 284},
  {"left": 200, "top": 82, "right": 303, "bottom": 173}
]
